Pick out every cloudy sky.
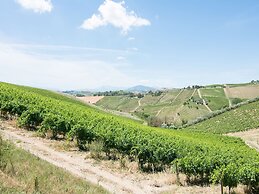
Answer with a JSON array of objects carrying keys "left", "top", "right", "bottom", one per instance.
[{"left": 0, "top": 0, "right": 259, "bottom": 90}]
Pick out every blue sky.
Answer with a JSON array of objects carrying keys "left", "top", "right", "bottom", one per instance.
[{"left": 0, "top": 0, "right": 259, "bottom": 90}]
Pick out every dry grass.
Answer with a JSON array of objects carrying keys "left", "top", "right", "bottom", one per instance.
[
  {"left": 228, "top": 85, "right": 259, "bottom": 99},
  {"left": 0, "top": 136, "right": 108, "bottom": 194},
  {"left": 77, "top": 96, "right": 104, "bottom": 104}
]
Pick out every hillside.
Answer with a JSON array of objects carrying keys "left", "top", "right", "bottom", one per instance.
[
  {"left": 184, "top": 98, "right": 259, "bottom": 134},
  {"left": 0, "top": 82, "right": 259, "bottom": 192},
  {"left": 96, "top": 83, "right": 259, "bottom": 127}
]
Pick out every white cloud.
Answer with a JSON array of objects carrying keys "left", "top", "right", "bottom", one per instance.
[
  {"left": 0, "top": 43, "right": 135, "bottom": 90},
  {"left": 128, "top": 47, "right": 138, "bottom": 52},
  {"left": 16, "top": 0, "right": 53, "bottom": 13},
  {"left": 116, "top": 56, "right": 125, "bottom": 60},
  {"left": 81, "top": 0, "right": 151, "bottom": 34},
  {"left": 128, "top": 37, "right": 135, "bottom": 41}
]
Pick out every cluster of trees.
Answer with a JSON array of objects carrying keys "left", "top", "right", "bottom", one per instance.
[
  {"left": 93, "top": 90, "right": 145, "bottom": 98},
  {"left": 0, "top": 82, "right": 258, "bottom": 192},
  {"left": 184, "top": 85, "right": 204, "bottom": 90},
  {"left": 147, "top": 90, "right": 163, "bottom": 96},
  {"left": 251, "top": 80, "right": 259, "bottom": 84},
  {"left": 94, "top": 90, "right": 163, "bottom": 98},
  {"left": 63, "top": 90, "right": 91, "bottom": 97}
]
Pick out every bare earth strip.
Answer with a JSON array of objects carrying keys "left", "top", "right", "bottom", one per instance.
[
  {"left": 227, "top": 129, "right": 259, "bottom": 151},
  {"left": 227, "top": 85, "right": 259, "bottom": 99},
  {"left": 77, "top": 96, "right": 104, "bottom": 104},
  {"left": 0, "top": 120, "right": 225, "bottom": 194},
  {"left": 131, "top": 98, "right": 142, "bottom": 113},
  {"left": 197, "top": 89, "right": 212, "bottom": 112},
  {"left": 223, "top": 85, "right": 232, "bottom": 107}
]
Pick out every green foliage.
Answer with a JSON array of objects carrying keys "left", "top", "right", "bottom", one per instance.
[
  {"left": 231, "top": 98, "right": 243, "bottom": 105},
  {"left": 200, "top": 88, "right": 229, "bottom": 111},
  {"left": 1, "top": 82, "right": 259, "bottom": 190},
  {"left": 185, "top": 98, "right": 259, "bottom": 133}
]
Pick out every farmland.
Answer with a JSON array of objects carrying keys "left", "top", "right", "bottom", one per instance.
[
  {"left": 227, "top": 85, "right": 259, "bottom": 99},
  {"left": 0, "top": 82, "right": 259, "bottom": 193},
  {"left": 184, "top": 98, "right": 259, "bottom": 133},
  {"left": 97, "top": 88, "right": 211, "bottom": 126},
  {"left": 96, "top": 83, "right": 259, "bottom": 127}
]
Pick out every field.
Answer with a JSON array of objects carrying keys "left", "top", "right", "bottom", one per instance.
[
  {"left": 185, "top": 99, "right": 259, "bottom": 133},
  {"left": 0, "top": 135, "right": 107, "bottom": 194},
  {"left": 199, "top": 88, "right": 229, "bottom": 111},
  {"left": 227, "top": 85, "right": 259, "bottom": 99},
  {"left": 0, "top": 82, "right": 259, "bottom": 193},
  {"left": 96, "top": 84, "right": 259, "bottom": 127},
  {"left": 77, "top": 96, "right": 104, "bottom": 104},
  {"left": 97, "top": 89, "right": 212, "bottom": 126}
]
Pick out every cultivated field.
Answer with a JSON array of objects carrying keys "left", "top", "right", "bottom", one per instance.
[
  {"left": 96, "top": 84, "right": 259, "bottom": 128},
  {"left": 227, "top": 85, "right": 259, "bottom": 99},
  {"left": 185, "top": 99, "right": 259, "bottom": 133},
  {"left": 77, "top": 96, "right": 104, "bottom": 104},
  {"left": 1, "top": 82, "right": 259, "bottom": 194},
  {"left": 200, "top": 88, "right": 229, "bottom": 111}
]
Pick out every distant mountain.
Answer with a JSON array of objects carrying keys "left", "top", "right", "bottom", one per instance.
[{"left": 126, "top": 85, "right": 157, "bottom": 93}]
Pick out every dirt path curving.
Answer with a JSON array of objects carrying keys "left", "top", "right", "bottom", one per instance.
[
  {"left": 223, "top": 85, "right": 232, "bottom": 107},
  {"left": 131, "top": 98, "right": 142, "bottom": 113},
  {"left": 197, "top": 89, "right": 212, "bottom": 112},
  {"left": 0, "top": 120, "right": 226, "bottom": 194}
]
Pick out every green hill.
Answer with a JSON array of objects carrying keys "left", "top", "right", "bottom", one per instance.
[
  {"left": 0, "top": 82, "right": 259, "bottom": 190},
  {"left": 96, "top": 83, "right": 259, "bottom": 128},
  {"left": 184, "top": 98, "right": 259, "bottom": 134}
]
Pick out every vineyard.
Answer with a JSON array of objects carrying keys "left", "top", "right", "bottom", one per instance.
[
  {"left": 185, "top": 99, "right": 259, "bottom": 134},
  {"left": 0, "top": 82, "right": 259, "bottom": 192}
]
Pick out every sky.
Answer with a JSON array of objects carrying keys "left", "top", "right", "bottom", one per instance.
[{"left": 0, "top": 0, "right": 259, "bottom": 90}]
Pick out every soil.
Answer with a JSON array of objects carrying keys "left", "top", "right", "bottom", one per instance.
[
  {"left": 0, "top": 119, "right": 242, "bottom": 194},
  {"left": 227, "top": 129, "right": 259, "bottom": 151},
  {"left": 77, "top": 96, "right": 104, "bottom": 104}
]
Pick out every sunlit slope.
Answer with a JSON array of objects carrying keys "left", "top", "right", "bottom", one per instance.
[
  {"left": 185, "top": 99, "right": 259, "bottom": 133},
  {"left": 97, "top": 89, "right": 211, "bottom": 125},
  {"left": 200, "top": 88, "right": 229, "bottom": 111},
  {"left": 0, "top": 82, "right": 259, "bottom": 189}
]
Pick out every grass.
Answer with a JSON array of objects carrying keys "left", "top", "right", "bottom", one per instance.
[
  {"left": 185, "top": 99, "right": 259, "bottom": 133},
  {"left": 96, "top": 96, "right": 128, "bottom": 110},
  {"left": 227, "top": 83, "right": 252, "bottom": 87},
  {"left": 200, "top": 88, "right": 229, "bottom": 111},
  {"left": 0, "top": 137, "right": 108, "bottom": 194},
  {"left": 204, "top": 96, "right": 229, "bottom": 110},
  {"left": 96, "top": 89, "right": 210, "bottom": 126},
  {"left": 95, "top": 85, "right": 259, "bottom": 127}
]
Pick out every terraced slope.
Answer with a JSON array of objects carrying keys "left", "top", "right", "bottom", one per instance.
[
  {"left": 185, "top": 99, "right": 259, "bottom": 134},
  {"left": 97, "top": 89, "right": 211, "bottom": 126},
  {"left": 200, "top": 88, "right": 229, "bottom": 111},
  {"left": 0, "top": 82, "right": 259, "bottom": 190}
]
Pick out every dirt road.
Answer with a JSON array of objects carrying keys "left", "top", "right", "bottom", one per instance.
[
  {"left": 197, "top": 89, "right": 212, "bottom": 112},
  {"left": 0, "top": 120, "right": 224, "bottom": 194},
  {"left": 223, "top": 85, "right": 232, "bottom": 107}
]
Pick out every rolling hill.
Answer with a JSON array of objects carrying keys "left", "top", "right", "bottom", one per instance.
[
  {"left": 96, "top": 83, "right": 259, "bottom": 127},
  {"left": 184, "top": 98, "right": 259, "bottom": 134},
  {"left": 0, "top": 81, "right": 259, "bottom": 192}
]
